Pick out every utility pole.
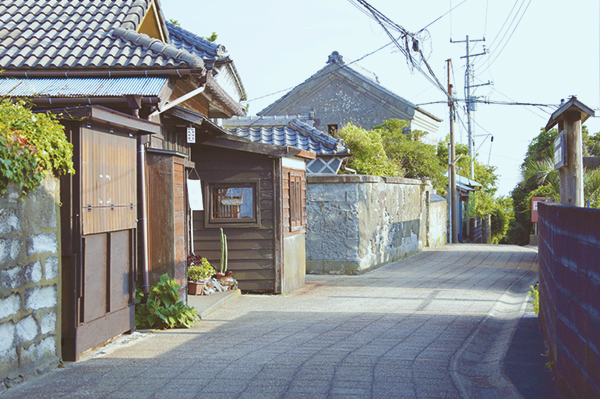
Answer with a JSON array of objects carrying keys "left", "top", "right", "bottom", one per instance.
[
  {"left": 451, "top": 36, "right": 490, "bottom": 178},
  {"left": 447, "top": 59, "right": 458, "bottom": 243}
]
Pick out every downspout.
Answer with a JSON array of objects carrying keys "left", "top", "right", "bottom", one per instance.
[
  {"left": 128, "top": 102, "right": 151, "bottom": 295},
  {"left": 138, "top": 135, "right": 150, "bottom": 295}
]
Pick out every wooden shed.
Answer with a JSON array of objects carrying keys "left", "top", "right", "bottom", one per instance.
[
  {"left": 54, "top": 106, "right": 160, "bottom": 360},
  {"left": 163, "top": 107, "right": 314, "bottom": 293}
]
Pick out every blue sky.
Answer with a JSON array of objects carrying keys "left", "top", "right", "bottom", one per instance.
[{"left": 160, "top": 0, "right": 600, "bottom": 197}]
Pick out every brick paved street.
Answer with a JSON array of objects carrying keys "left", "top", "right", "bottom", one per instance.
[{"left": 1, "top": 244, "right": 547, "bottom": 399}]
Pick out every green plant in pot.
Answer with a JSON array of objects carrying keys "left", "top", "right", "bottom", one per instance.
[{"left": 187, "top": 256, "right": 214, "bottom": 295}]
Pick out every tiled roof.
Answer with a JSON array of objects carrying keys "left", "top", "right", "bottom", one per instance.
[
  {"left": 0, "top": 0, "right": 205, "bottom": 72},
  {"left": 166, "top": 22, "right": 227, "bottom": 69},
  {"left": 223, "top": 117, "right": 348, "bottom": 156},
  {"left": 0, "top": 77, "right": 168, "bottom": 97},
  {"left": 258, "top": 51, "right": 441, "bottom": 123}
]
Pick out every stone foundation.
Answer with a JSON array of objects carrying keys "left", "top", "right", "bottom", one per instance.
[{"left": 0, "top": 177, "right": 61, "bottom": 391}]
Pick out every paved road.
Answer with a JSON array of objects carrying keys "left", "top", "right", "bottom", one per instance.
[{"left": 2, "top": 244, "right": 549, "bottom": 399}]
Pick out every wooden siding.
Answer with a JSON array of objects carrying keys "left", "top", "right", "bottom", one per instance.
[
  {"left": 173, "top": 158, "right": 187, "bottom": 295},
  {"left": 282, "top": 167, "right": 307, "bottom": 237},
  {"left": 192, "top": 146, "right": 276, "bottom": 292},
  {"left": 80, "top": 124, "right": 137, "bottom": 235}
]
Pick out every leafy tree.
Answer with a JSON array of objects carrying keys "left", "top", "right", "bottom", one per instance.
[
  {"left": 374, "top": 119, "right": 446, "bottom": 192},
  {"left": 507, "top": 126, "right": 600, "bottom": 244},
  {"left": 338, "top": 123, "right": 402, "bottom": 177},
  {"left": 436, "top": 137, "right": 508, "bottom": 243}
]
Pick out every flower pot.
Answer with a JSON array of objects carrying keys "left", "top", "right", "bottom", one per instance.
[{"left": 188, "top": 281, "right": 204, "bottom": 295}]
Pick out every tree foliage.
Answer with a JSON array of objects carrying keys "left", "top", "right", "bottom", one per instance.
[
  {"left": 0, "top": 100, "right": 74, "bottom": 198},
  {"left": 338, "top": 123, "right": 402, "bottom": 177},
  {"left": 374, "top": 119, "right": 446, "bottom": 191},
  {"left": 507, "top": 126, "right": 600, "bottom": 244}
]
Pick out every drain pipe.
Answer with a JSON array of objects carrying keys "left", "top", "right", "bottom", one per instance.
[
  {"left": 138, "top": 135, "right": 150, "bottom": 295},
  {"left": 127, "top": 99, "right": 151, "bottom": 296}
]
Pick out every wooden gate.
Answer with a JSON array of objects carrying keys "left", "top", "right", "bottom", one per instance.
[{"left": 59, "top": 107, "right": 159, "bottom": 360}]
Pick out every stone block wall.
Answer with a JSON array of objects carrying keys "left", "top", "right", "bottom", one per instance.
[
  {"left": 0, "top": 177, "right": 61, "bottom": 390},
  {"left": 538, "top": 203, "right": 600, "bottom": 398},
  {"left": 307, "top": 175, "right": 442, "bottom": 274}
]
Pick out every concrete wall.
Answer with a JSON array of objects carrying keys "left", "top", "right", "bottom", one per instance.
[
  {"left": 0, "top": 177, "right": 61, "bottom": 391},
  {"left": 307, "top": 175, "right": 444, "bottom": 274},
  {"left": 428, "top": 200, "right": 447, "bottom": 248},
  {"left": 282, "top": 234, "right": 306, "bottom": 293},
  {"left": 538, "top": 203, "right": 600, "bottom": 398}
]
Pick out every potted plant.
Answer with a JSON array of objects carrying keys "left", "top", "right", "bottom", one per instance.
[{"left": 187, "top": 255, "right": 214, "bottom": 295}]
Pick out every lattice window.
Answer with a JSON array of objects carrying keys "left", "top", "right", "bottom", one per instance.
[{"left": 289, "top": 172, "right": 303, "bottom": 231}]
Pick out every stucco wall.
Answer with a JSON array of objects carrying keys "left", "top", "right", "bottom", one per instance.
[
  {"left": 0, "top": 177, "right": 61, "bottom": 391},
  {"left": 428, "top": 200, "right": 447, "bottom": 248},
  {"left": 307, "top": 175, "right": 442, "bottom": 274},
  {"left": 282, "top": 234, "right": 306, "bottom": 294}
]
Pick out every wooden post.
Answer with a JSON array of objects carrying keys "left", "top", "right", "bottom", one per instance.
[
  {"left": 447, "top": 59, "right": 458, "bottom": 243},
  {"left": 565, "top": 112, "right": 584, "bottom": 206},
  {"left": 545, "top": 97, "right": 594, "bottom": 208}
]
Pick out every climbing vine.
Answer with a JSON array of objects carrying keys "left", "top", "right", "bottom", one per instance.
[{"left": 0, "top": 100, "right": 74, "bottom": 198}]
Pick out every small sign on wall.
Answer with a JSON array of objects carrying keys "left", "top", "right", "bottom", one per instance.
[
  {"left": 554, "top": 130, "right": 567, "bottom": 169},
  {"left": 187, "top": 126, "right": 196, "bottom": 143},
  {"left": 531, "top": 197, "right": 548, "bottom": 223},
  {"left": 187, "top": 179, "right": 203, "bottom": 211}
]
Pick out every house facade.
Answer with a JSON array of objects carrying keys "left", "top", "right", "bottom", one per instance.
[{"left": 0, "top": 0, "right": 311, "bottom": 368}]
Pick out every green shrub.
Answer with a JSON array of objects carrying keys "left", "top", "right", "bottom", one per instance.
[
  {"left": 135, "top": 274, "right": 199, "bottom": 329},
  {"left": 187, "top": 257, "right": 214, "bottom": 282},
  {"left": 529, "top": 283, "right": 540, "bottom": 315},
  {"left": 0, "top": 100, "right": 74, "bottom": 197}
]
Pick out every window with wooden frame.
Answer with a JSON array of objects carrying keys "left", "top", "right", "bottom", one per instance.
[
  {"left": 289, "top": 172, "right": 303, "bottom": 231},
  {"left": 207, "top": 182, "right": 258, "bottom": 226}
]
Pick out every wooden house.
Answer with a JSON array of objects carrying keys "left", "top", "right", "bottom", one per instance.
[
  {"left": 163, "top": 107, "right": 315, "bottom": 293},
  {"left": 0, "top": 0, "right": 310, "bottom": 361},
  {"left": 258, "top": 51, "right": 442, "bottom": 134}
]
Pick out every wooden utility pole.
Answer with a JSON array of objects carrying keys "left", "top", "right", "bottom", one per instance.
[
  {"left": 545, "top": 96, "right": 594, "bottom": 207},
  {"left": 447, "top": 59, "right": 458, "bottom": 243}
]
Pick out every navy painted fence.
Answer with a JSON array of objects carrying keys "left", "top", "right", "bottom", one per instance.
[{"left": 538, "top": 203, "right": 600, "bottom": 398}]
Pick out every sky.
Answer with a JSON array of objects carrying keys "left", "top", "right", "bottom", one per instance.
[{"left": 160, "top": 0, "right": 600, "bottom": 197}]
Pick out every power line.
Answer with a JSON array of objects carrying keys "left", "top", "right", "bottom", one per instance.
[
  {"left": 347, "top": 0, "right": 450, "bottom": 98},
  {"left": 417, "top": 0, "right": 469, "bottom": 34},
  {"left": 476, "top": 0, "right": 532, "bottom": 73},
  {"left": 244, "top": 38, "right": 397, "bottom": 104}
]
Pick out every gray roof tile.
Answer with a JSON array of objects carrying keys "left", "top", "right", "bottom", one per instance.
[
  {"left": 223, "top": 117, "right": 348, "bottom": 157},
  {"left": 0, "top": 0, "right": 205, "bottom": 73}
]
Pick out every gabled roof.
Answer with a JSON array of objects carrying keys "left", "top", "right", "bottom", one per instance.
[
  {"left": 545, "top": 96, "right": 595, "bottom": 131},
  {"left": 258, "top": 51, "right": 442, "bottom": 125},
  {"left": 167, "top": 22, "right": 247, "bottom": 103},
  {"left": 0, "top": 0, "right": 205, "bottom": 74},
  {"left": 222, "top": 116, "right": 348, "bottom": 157}
]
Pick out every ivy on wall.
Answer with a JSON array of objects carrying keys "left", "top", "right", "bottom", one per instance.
[{"left": 0, "top": 100, "right": 74, "bottom": 198}]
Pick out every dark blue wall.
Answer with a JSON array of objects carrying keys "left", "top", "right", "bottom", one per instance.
[{"left": 538, "top": 203, "right": 600, "bottom": 398}]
